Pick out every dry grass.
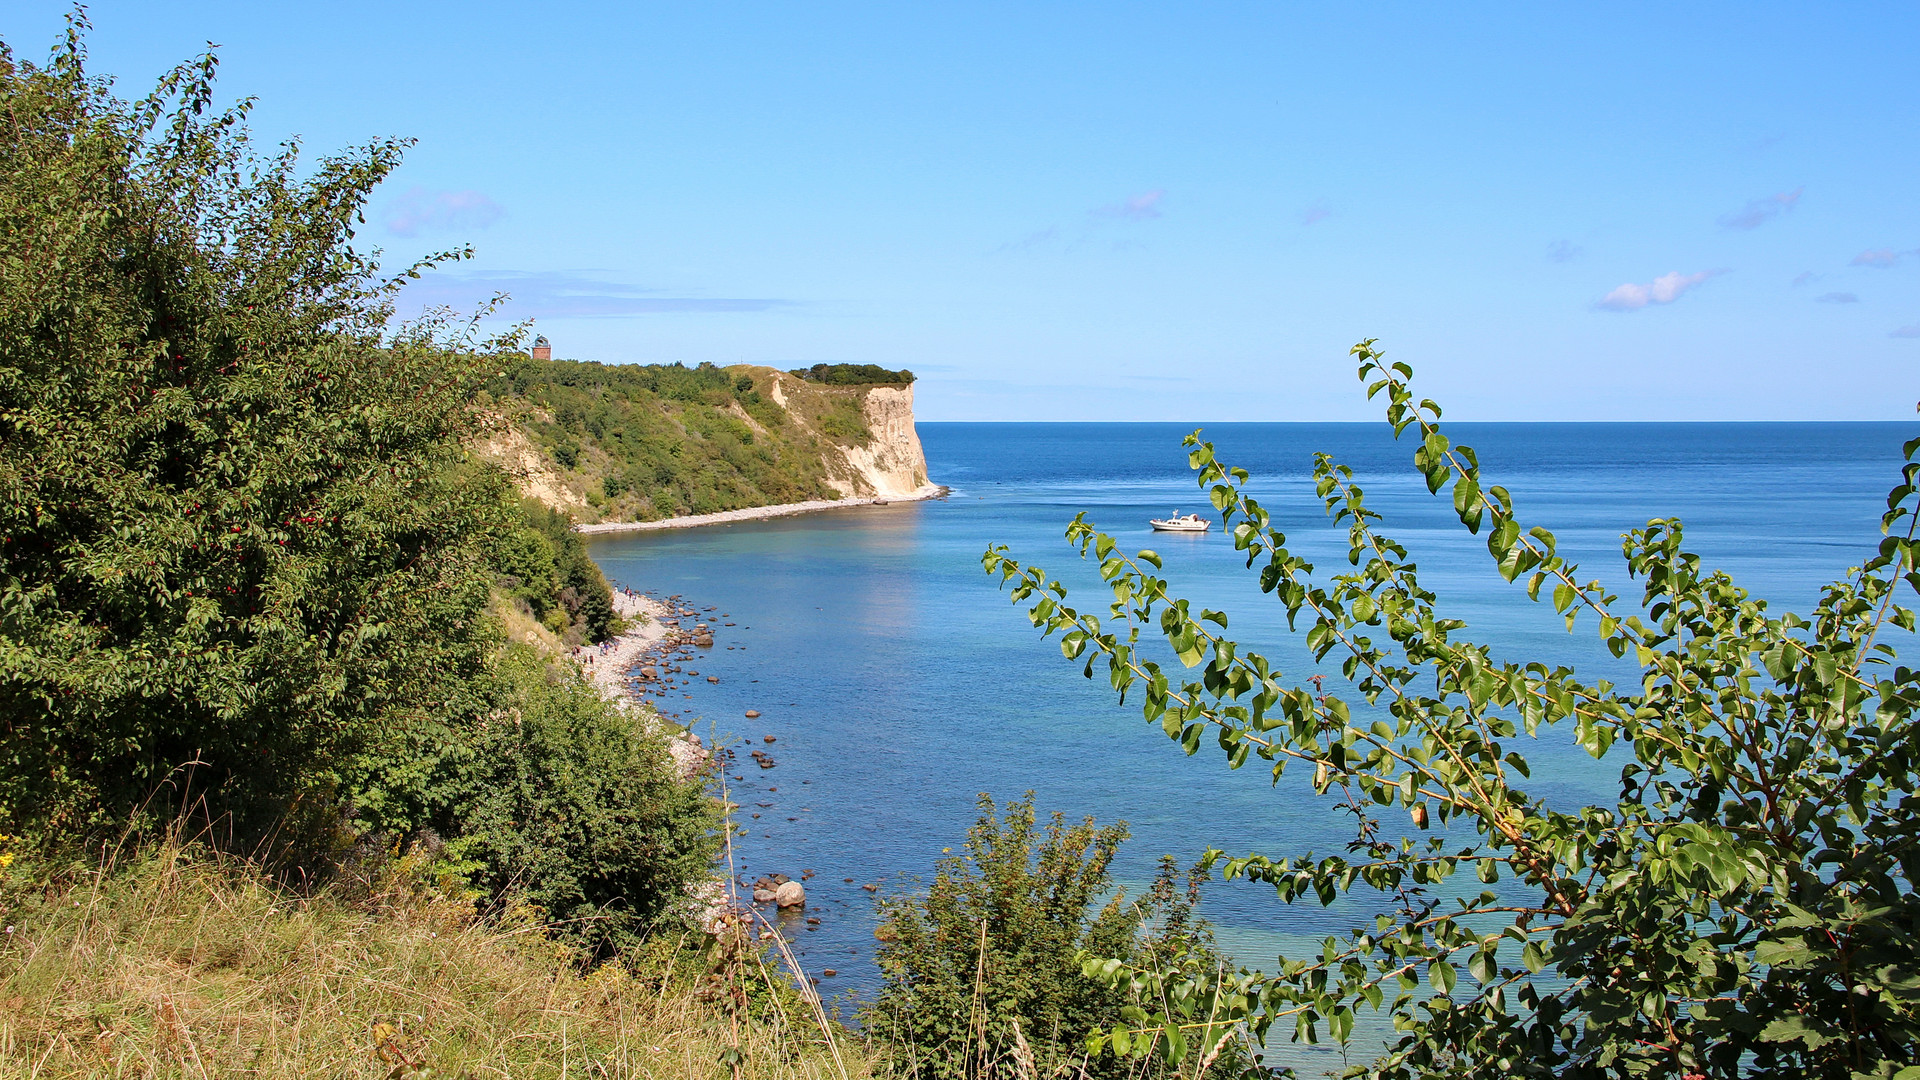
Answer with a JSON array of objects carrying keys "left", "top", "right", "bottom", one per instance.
[{"left": 0, "top": 838, "right": 873, "bottom": 1079}]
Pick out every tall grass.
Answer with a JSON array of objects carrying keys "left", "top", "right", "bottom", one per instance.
[{"left": 0, "top": 832, "right": 869, "bottom": 1079}]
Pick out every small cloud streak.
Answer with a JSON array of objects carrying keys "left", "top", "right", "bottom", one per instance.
[
  {"left": 1816, "top": 292, "right": 1860, "bottom": 304},
  {"left": 1893, "top": 324, "right": 1920, "bottom": 339},
  {"left": 1597, "top": 269, "right": 1724, "bottom": 312},
  {"left": 385, "top": 187, "right": 505, "bottom": 238},
  {"left": 994, "top": 227, "right": 1059, "bottom": 254},
  {"left": 1791, "top": 271, "right": 1819, "bottom": 287},
  {"left": 1096, "top": 189, "right": 1166, "bottom": 220},
  {"left": 1852, "top": 248, "right": 1907, "bottom": 268},
  {"left": 1719, "top": 187, "right": 1802, "bottom": 230},
  {"left": 1299, "top": 201, "right": 1331, "bottom": 226},
  {"left": 1547, "top": 240, "right": 1581, "bottom": 263},
  {"left": 400, "top": 270, "right": 786, "bottom": 318}
]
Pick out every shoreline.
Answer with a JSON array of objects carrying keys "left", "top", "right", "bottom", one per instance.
[
  {"left": 580, "top": 589, "right": 714, "bottom": 777},
  {"left": 575, "top": 484, "right": 948, "bottom": 534}
]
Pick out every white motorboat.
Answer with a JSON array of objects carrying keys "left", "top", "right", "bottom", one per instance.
[{"left": 1149, "top": 510, "right": 1211, "bottom": 533}]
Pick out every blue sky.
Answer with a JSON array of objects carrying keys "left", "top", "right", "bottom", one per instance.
[{"left": 10, "top": 3, "right": 1918, "bottom": 420}]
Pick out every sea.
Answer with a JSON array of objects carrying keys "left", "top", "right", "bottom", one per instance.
[{"left": 584, "top": 421, "right": 1911, "bottom": 1065}]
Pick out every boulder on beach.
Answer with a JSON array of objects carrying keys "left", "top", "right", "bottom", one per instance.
[{"left": 775, "top": 881, "right": 806, "bottom": 908}]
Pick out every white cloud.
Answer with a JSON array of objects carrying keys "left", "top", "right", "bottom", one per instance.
[
  {"left": 1852, "top": 248, "right": 1906, "bottom": 268},
  {"left": 1095, "top": 189, "right": 1166, "bottom": 220},
  {"left": 1718, "top": 187, "right": 1802, "bottom": 230},
  {"left": 1597, "top": 270, "right": 1724, "bottom": 312},
  {"left": 385, "top": 187, "right": 505, "bottom": 238}
]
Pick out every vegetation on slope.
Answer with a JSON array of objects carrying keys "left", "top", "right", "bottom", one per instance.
[
  {"left": 0, "top": 23, "right": 715, "bottom": 959},
  {"left": 482, "top": 356, "right": 905, "bottom": 523},
  {"left": 0, "top": 835, "right": 865, "bottom": 1079}
]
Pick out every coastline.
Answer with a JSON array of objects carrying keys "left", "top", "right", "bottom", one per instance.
[
  {"left": 575, "top": 483, "right": 948, "bottom": 534},
  {"left": 580, "top": 589, "right": 713, "bottom": 778}
]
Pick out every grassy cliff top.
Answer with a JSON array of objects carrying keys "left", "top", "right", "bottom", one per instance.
[{"left": 481, "top": 356, "right": 901, "bottom": 523}]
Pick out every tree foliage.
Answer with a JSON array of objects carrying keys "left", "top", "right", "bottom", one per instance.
[
  {"left": 866, "top": 794, "right": 1246, "bottom": 1080},
  {"left": 985, "top": 341, "right": 1920, "bottom": 1078},
  {"left": 0, "top": 25, "right": 507, "bottom": 835},
  {"left": 0, "top": 25, "right": 720, "bottom": 955},
  {"left": 788, "top": 363, "right": 915, "bottom": 386},
  {"left": 499, "top": 498, "right": 616, "bottom": 643}
]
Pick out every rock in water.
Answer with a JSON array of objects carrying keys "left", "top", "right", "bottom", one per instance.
[
  {"left": 744, "top": 709, "right": 760, "bottom": 718},
  {"left": 752, "top": 888, "right": 776, "bottom": 903},
  {"left": 775, "top": 881, "right": 806, "bottom": 908}
]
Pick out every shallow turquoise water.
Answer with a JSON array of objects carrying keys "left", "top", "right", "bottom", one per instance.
[{"left": 585, "top": 421, "right": 1910, "bottom": 1055}]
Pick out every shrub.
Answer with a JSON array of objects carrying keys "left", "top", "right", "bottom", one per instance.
[
  {"left": 515, "top": 498, "right": 616, "bottom": 642},
  {"left": 345, "top": 643, "right": 720, "bottom": 955},
  {"left": 865, "top": 794, "right": 1244, "bottom": 1080},
  {"left": 0, "top": 25, "right": 509, "bottom": 838}
]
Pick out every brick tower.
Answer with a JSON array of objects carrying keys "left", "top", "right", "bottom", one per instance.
[{"left": 531, "top": 334, "right": 552, "bottom": 361}]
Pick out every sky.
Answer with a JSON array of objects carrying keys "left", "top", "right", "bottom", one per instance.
[{"left": 8, "top": 3, "right": 1919, "bottom": 420}]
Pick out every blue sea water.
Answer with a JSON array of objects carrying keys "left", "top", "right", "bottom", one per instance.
[{"left": 585, "top": 421, "right": 1910, "bottom": 1057}]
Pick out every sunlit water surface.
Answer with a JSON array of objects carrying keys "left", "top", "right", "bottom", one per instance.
[{"left": 586, "top": 421, "right": 1908, "bottom": 1068}]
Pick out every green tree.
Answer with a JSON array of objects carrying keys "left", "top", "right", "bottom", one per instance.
[
  {"left": 985, "top": 341, "right": 1920, "bottom": 1078},
  {"left": 0, "top": 25, "right": 513, "bottom": 836}
]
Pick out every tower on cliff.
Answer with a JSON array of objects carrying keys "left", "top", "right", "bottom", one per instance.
[{"left": 531, "top": 335, "right": 552, "bottom": 361}]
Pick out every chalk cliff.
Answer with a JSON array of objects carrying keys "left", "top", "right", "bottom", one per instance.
[
  {"left": 770, "top": 375, "right": 934, "bottom": 501},
  {"left": 483, "top": 358, "right": 938, "bottom": 525}
]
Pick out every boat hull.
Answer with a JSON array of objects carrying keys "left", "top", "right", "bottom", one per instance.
[{"left": 1149, "top": 520, "right": 1211, "bottom": 532}]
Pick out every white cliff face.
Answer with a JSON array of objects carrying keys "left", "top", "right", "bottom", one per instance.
[
  {"left": 480, "top": 422, "right": 590, "bottom": 513},
  {"left": 771, "top": 375, "right": 935, "bottom": 500},
  {"left": 836, "top": 384, "right": 932, "bottom": 499}
]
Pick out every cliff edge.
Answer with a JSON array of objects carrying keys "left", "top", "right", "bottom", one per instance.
[
  {"left": 477, "top": 357, "right": 938, "bottom": 525},
  {"left": 769, "top": 374, "right": 932, "bottom": 500}
]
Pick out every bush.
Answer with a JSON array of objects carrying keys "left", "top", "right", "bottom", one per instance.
[
  {"left": 513, "top": 498, "right": 616, "bottom": 642},
  {"left": 987, "top": 340, "right": 1920, "bottom": 1078},
  {"left": 424, "top": 645, "right": 718, "bottom": 953},
  {"left": 0, "top": 26, "right": 711, "bottom": 960},
  {"left": 0, "top": 27, "right": 508, "bottom": 838},
  {"left": 865, "top": 794, "right": 1244, "bottom": 1080}
]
